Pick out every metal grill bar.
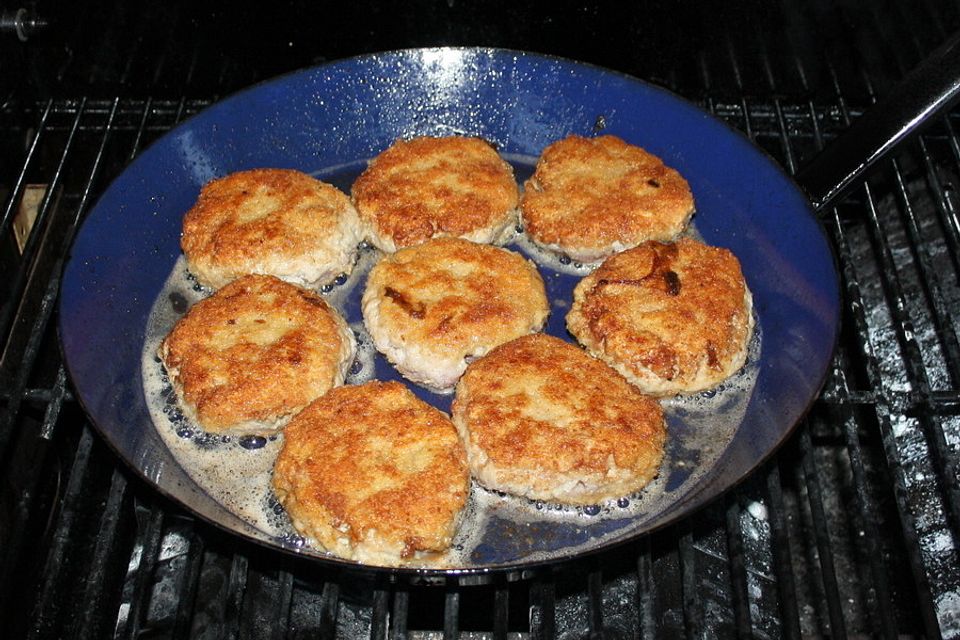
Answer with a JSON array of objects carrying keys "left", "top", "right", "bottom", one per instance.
[
  {"left": 797, "top": 426, "right": 848, "bottom": 638},
  {"left": 0, "top": 99, "right": 50, "bottom": 239},
  {"left": 691, "top": 510, "right": 738, "bottom": 635},
  {"left": 171, "top": 526, "right": 205, "bottom": 637},
  {"left": 917, "top": 132, "right": 960, "bottom": 291},
  {"left": 892, "top": 151, "right": 960, "bottom": 387},
  {"left": 318, "top": 580, "right": 339, "bottom": 640},
  {"left": 76, "top": 469, "right": 129, "bottom": 640},
  {"left": 650, "top": 534, "right": 684, "bottom": 636},
  {"left": 443, "top": 588, "right": 459, "bottom": 639},
  {"left": 274, "top": 571, "right": 295, "bottom": 638},
  {"left": 119, "top": 505, "right": 166, "bottom": 639},
  {"left": 528, "top": 579, "right": 555, "bottom": 640},
  {"left": 392, "top": 588, "right": 410, "bottom": 640},
  {"left": 764, "top": 465, "right": 801, "bottom": 638},
  {"left": 186, "top": 547, "right": 236, "bottom": 637},
  {"left": 584, "top": 567, "right": 603, "bottom": 637},
  {"left": 0, "top": 384, "right": 55, "bottom": 618},
  {"left": 678, "top": 530, "right": 699, "bottom": 636},
  {"left": 722, "top": 498, "right": 753, "bottom": 637},
  {"left": 27, "top": 428, "right": 95, "bottom": 639},
  {"left": 939, "top": 115, "right": 960, "bottom": 252},
  {"left": 372, "top": 589, "right": 390, "bottom": 640},
  {"left": 835, "top": 401, "right": 900, "bottom": 639},
  {"left": 494, "top": 587, "right": 509, "bottom": 640}
]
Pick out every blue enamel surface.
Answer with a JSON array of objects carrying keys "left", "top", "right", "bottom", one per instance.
[{"left": 59, "top": 48, "right": 839, "bottom": 574}]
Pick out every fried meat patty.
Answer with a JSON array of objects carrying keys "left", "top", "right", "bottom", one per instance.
[
  {"left": 566, "top": 237, "right": 753, "bottom": 395},
  {"left": 362, "top": 238, "right": 549, "bottom": 392},
  {"left": 352, "top": 136, "right": 519, "bottom": 252},
  {"left": 272, "top": 381, "right": 470, "bottom": 566},
  {"left": 181, "top": 169, "right": 361, "bottom": 289},
  {"left": 452, "top": 334, "right": 666, "bottom": 505},
  {"left": 158, "top": 275, "right": 355, "bottom": 434},
  {"left": 520, "top": 135, "right": 694, "bottom": 262}
]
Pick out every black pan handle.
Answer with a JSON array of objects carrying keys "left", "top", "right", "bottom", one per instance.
[{"left": 795, "top": 30, "right": 960, "bottom": 213}]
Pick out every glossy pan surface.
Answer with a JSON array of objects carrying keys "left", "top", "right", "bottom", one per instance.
[{"left": 59, "top": 48, "right": 839, "bottom": 575}]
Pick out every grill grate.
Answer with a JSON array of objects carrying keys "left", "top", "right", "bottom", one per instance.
[
  {"left": 2, "top": 92, "right": 958, "bottom": 638},
  {"left": 3, "top": 1, "right": 960, "bottom": 637}
]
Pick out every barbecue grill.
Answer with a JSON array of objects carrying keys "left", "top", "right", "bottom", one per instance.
[{"left": 2, "top": 1, "right": 959, "bottom": 637}]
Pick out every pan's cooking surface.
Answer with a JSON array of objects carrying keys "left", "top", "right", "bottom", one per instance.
[
  {"left": 59, "top": 49, "right": 837, "bottom": 571},
  {"left": 5, "top": 1, "right": 960, "bottom": 636},
  {"left": 140, "top": 219, "right": 760, "bottom": 567}
]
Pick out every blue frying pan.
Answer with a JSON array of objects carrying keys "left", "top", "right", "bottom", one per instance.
[{"left": 58, "top": 44, "right": 960, "bottom": 577}]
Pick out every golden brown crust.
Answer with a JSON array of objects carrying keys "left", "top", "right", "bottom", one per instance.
[
  {"left": 158, "top": 275, "right": 355, "bottom": 433},
  {"left": 181, "top": 169, "right": 361, "bottom": 289},
  {"left": 451, "top": 334, "right": 666, "bottom": 504},
  {"left": 566, "top": 237, "right": 753, "bottom": 395},
  {"left": 520, "top": 135, "right": 694, "bottom": 262},
  {"left": 362, "top": 238, "right": 549, "bottom": 392},
  {"left": 272, "top": 381, "right": 470, "bottom": 566},
  {"left": 352, "top": 136, "right": 519, "bottom": 251}
]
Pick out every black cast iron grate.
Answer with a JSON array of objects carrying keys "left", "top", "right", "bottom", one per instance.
[{"left": 2, "top": 2, "right": 960, "bottom": 638}]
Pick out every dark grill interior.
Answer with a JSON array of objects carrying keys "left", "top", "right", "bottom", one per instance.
[{"left": 2, "top": 1, "right": 960, "bottom": 637}]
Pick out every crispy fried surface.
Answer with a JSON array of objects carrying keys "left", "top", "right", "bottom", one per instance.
[
  {"left": 362, "top": 238, "right": 549, "bottom": 392},
  {"left": 272, "top": 381, "right": 470, "bottom": 566},
  {"left": 352, "top": 136, "right": 519, "bottom": 251},
  {"left": 181, "top": 168, "right": 361, "bottom": 289},
  {"left": 159, "top": 275, "right": 355, "bottom": 434},
  {"left": 520, "top": 135, "right": 694, "bottom": 262},
  {"left": 452, "top": 334, "right": 666, "bottom": 505},
  {"left": 566, "top": 237, "right": 753, "bottom": 395}
]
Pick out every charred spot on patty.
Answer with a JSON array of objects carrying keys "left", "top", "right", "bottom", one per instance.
[
  {"left": 384, "top": 286, "right": 426, "bottom": 319},
  {"left": 663, "top": 270, "right": 681, "bottom": 296}
]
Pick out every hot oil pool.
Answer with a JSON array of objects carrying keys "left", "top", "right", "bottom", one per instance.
[{"left": 140, "top": 157, "right": 761, "bottom": 568}]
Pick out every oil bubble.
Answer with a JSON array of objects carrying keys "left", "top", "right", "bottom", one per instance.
[
  {"left": 168, "top": 291, "right": 188, "bottom": 314},
  {"left": 239, "top": 435, "right": 268, "bottom": 450}
]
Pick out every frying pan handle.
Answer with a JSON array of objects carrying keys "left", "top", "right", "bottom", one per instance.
[{"left": 794, "top": 30, "right": 960, "bottom": 213}]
